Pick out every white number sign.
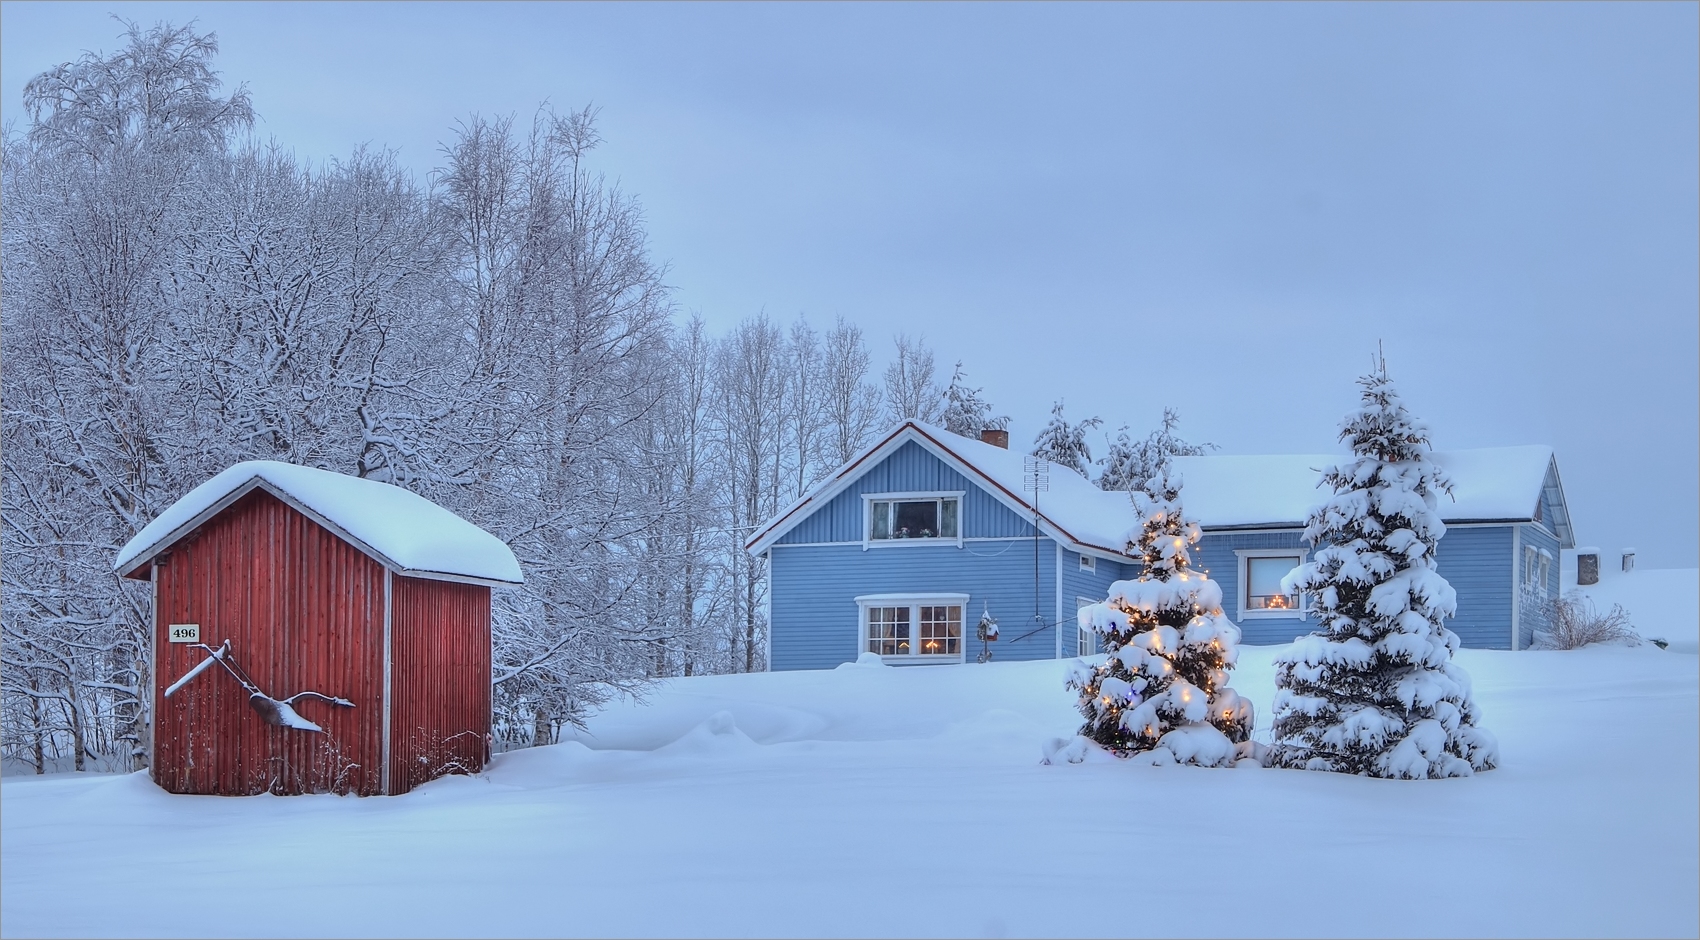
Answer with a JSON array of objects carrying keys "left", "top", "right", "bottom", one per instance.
[{"left": 168, "top": 623, "right": 200, "bottom": 644}]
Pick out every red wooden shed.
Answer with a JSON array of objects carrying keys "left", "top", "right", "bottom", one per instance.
[{"left": 116, "top": 461, "right": 523, "bottom": 796}]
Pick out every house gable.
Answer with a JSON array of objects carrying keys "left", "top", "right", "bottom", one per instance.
[
  {"left": 749, "top": 423, "right": 1139, "bottom": 560},
  {"left": 775, "top": 440, "right": 1038, "bottom": 545}
]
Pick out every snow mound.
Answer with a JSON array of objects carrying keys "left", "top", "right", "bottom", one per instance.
[{"left": 654, "top": 711, "right": 759, "bottom": 756}]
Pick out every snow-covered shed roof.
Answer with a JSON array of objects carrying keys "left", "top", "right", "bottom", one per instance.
[
  {"left": 746, "top": 422, "right": 1143, "bottom": 560},
  {"left": 1172, "top": 445, "right": 1573, "bottom": 543},
  {"left": 116, "top": 462, "right": 523, "bottom": 585}
]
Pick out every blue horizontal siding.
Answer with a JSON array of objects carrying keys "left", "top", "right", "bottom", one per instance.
[
  {"left": 1062, "top": 550, "right": 1126, "bottom": 656},
  {"left": 769, "top": 540, "right": 1058, "bottom": 670},
  {"left": 1518, "top": 523, "right": 1561, "bottom": 648},
  {"left": 777, "top": 440, "right": 1036, "bottom": 545},
  {"left": 1194, "top": 525, "right": 1515, "bottom": 649},
  {"left": 1195, "top": 530, "right": 1311, "bottom": 645},
  {"left": 1436, "top": 525, "right": 1513, "bottom": 650}
]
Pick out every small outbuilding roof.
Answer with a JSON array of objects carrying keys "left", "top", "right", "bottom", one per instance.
[{"left": 116, "top": 461, "right": 523, "bottom": 585}]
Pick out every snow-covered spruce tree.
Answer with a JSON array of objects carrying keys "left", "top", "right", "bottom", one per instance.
[
  {"left": 1098, "top": 407, "right": 1215, "bottom": 493},
  {"left": 1268, "top": 360, "right": 1499, "bottom": 778},
  {"left": 940, "top": 361, "right": 1009, "bottom": 439},
  {"left": 1067, "top": 467, "right": 1254, "bottom": 766},
  {"left": 1030, "top": 400, "right": 1101, "bottom": 478}
]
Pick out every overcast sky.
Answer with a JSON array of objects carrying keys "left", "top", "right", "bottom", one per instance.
[{"left": 4, "top": 2, "right": 1695, "bottom": 566}]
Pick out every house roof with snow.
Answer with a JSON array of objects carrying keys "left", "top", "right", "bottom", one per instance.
[
  {"left": 116, "top": 461, "right": 523, "bottom": 585},
  {"left": 1171, "top": 445, "right": 1574, "bottom": 545},
  {"left": 745, "top": 421, "right": 1144, "bottom": 559},
  {"left": 746, "top": 425, "right": 1574, "bottom": 557}
]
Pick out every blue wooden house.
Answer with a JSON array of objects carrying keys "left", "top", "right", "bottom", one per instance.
[
  {"left": 746, "top": 422, "right": 1574, "bottom": 669},
  {"left": 1170, "top": 447, "right": 1574, "bottom": 651}
]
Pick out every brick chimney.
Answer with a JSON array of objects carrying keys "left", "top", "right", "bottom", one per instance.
[{"left": 979, "top": 429, "right": 1009, "bottom": 449}]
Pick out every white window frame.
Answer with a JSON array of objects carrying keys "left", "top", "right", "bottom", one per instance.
[
  {"left": 1523, "top": 546, "right": 1552, "bottom": 593},
  {"left": 1075, "top": 596, "right": 1098, "bottom": 657},
  {"left": 861, "top": 491, "right": 965, "bottom": 550},
  {"left": 1234, "top": 549, "right": 1306, "bottom": 620},
  {"left": 1078, "top": 553, "right": 1096, "bottom": 572},
  {"left": 855, "top": 593, "right": 969, "bottom": 664}
]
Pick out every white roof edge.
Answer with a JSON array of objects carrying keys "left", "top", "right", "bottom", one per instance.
[
  {"left": 1541, "top": 454, "right": 1576, "bottom": 549},
  {"left": 115, "top": 462, "right": 523, "bottom": 585}
]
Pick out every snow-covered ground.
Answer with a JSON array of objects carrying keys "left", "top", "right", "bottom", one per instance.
[
  {"left": 1567, "top": 563, "right": 1699, "bottom": 654},
  {"left": 4, "top": 643, "right": 1696, "bottom": 939}
]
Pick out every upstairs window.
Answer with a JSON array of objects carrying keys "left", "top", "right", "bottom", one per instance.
[{"left": 865, "top": 493, "right": 962, "bottom": 545}]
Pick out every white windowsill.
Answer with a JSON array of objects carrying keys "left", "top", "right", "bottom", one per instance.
[
  {"left": 879, "top": 654, "right": 965, "bottom": 665},
  {"left": 863, "top": 537, "right": 964, "bottom": 549}
]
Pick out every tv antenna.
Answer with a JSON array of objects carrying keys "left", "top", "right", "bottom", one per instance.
[{"left": 1023, "top": 455, "right": 1050, "bottom": 639}]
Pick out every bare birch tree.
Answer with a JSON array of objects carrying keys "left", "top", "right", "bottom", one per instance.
[
  {"left": 882, "top": 333, "right": 943, "bottom": 424},
  {"left": 822, "top": 316, "right": 883, "bottom": 466}
]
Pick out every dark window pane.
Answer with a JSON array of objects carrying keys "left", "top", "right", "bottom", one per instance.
[{"left": 894, "top": 501, "right": 938, "bottom": 538}]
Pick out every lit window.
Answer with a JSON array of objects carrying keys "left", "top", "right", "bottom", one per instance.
[
  {"left": 857, "top": 594, "right": 967, "bottom": 662},
  {"left": 918, "top": 605, "right": 962, "bottom": 656},
  {"left": 866, "top": 494, "right": 961, "bottom": 543},
  {"left": 1238, "top": 552, "right": 1302, "bottom": 617}
]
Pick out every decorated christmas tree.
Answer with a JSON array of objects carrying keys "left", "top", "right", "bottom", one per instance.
[
  {"left": 1067, "top": 467, "right": 1254, "bottom": 766},
  {"left": 1267, "top": 357, "right": 1499, "bottom": 778}
]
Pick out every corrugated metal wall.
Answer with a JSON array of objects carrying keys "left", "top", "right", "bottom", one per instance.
[
  {"left": 152, "top": 489, "right": 387, "bottom": 796},
  {"left": 388, "top": 576, "right": 491, "bottom": 793}
]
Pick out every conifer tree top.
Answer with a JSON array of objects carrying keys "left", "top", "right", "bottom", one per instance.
[{"left": 1339, "top": 359, "right": 1440, "bottom": 467}]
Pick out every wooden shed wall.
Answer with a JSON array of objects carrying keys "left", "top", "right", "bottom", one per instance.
[
  {"left": 387, "top": 576, "right": 491, "bottom": 793},
  {"left": 151, "top": 489, "right": 387, "bottom": 796}
]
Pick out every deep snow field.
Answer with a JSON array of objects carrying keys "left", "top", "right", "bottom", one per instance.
[{"left": 4, "top": 631, "right": 1696, "bottom": 940}]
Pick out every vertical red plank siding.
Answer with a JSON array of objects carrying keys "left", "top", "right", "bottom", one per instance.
[
  {"left": 388, "top": 576, "right": 492, "bottom": 793},
  {"left": 151, "top": 490, "right": 387, "bottom": 796}
]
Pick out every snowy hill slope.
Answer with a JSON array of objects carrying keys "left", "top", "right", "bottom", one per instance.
[{"left": 3, "top": 647, "right": 1696, "bottom": 939}]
